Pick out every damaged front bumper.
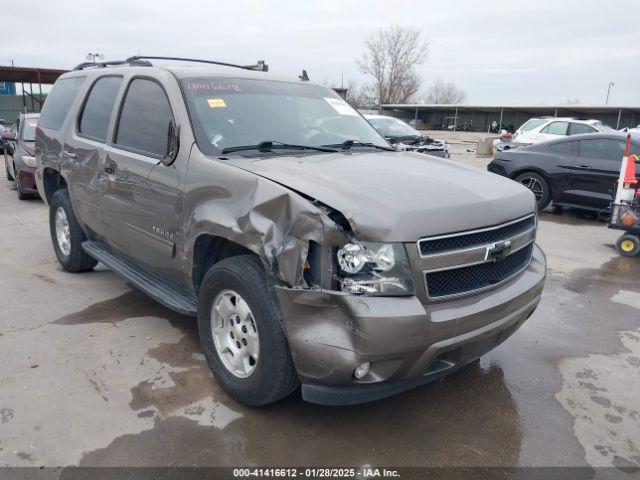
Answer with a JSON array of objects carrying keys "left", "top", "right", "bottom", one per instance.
[{"left": 276, "top": 244, "right": 546, "bottom": 405}]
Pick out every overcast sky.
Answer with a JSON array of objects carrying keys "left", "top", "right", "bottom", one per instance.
[{"left": 3, "top": 0, "right": 639, "bottom": 105}]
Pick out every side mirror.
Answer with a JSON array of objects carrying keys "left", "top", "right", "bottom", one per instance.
[
  {"left": 161, "top": 120, "right": 180, "bottom": 166},
  {"left": 1, "top": 131, "right": 16, "bottom": 141}
]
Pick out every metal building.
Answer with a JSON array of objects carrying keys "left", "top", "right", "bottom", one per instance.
[{"left": 381, "top": 104, "right": 640, "bottom": 132}]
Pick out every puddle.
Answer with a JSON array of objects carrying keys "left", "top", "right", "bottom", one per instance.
[
  {"left": 53, "top": 289, "right": 193, "bottom": 329},
  {"left": 80, "top": 361, "right": 523, "bottom": 467}
]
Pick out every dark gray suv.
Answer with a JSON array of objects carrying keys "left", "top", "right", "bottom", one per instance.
[{"left": 36, "top": 57, "right": 546, "bottom": 406}]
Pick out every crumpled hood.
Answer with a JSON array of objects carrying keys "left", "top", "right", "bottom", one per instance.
[{"left": 227, "top": 151, "right": 535, "bottom": 242}]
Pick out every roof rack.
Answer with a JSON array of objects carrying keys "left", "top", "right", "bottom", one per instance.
[
  {"left": 73, "top": 59, "right": 152, "bottom": 70},
  {"left": 73, "top": 56, "right": 269, "bottom": 72}
]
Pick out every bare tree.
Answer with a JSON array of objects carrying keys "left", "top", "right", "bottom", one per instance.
[
  {"left": 566, "top": 97, "right": 581, "bottom": 105},
  {"left": 357, "top": 25, "right": 429, "bottom": 105},
  {"left": 425, "top": 79, "right": 467, "bottom": 104},
  {"left": 324, "top": 78, "right": 377, "bottom": 108}
]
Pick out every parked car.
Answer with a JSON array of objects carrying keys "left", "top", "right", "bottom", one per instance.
[
  {"left": 513, "top": 117, "right": 615, "bottom": 144},
  {"left": 364, "top": 114, "right": 449, "bottom": 158},
  {"left": 37, "top": 56, "right": 545, "bottom": 407},
  {"left": 488, "top": 133, "right": 640, "bottom": 211},
  {"left": 620, "top": 125, "right": 640, "bottom": 134},
  {"left": 0, "top": 119, "right": 8, "bottom": 155},
  {"left": 2, "top": 113, "right": 40, "bottom": 199}
]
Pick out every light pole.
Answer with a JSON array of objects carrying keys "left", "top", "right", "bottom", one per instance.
[
  {"left": 605, "top": 81, "right": 615, "bottom": 105},
  {"left": 86, "top": 53, "right": 104, "bottom": 64}
]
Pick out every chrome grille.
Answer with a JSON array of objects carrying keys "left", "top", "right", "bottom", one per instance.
[
  {"left": 425, "top": 243, "right": 533, "bottom": 298},
  {"left": 416, "top": 214, "right": 536, "bottom": 300},
  {"left": 418, "top": 215, "right": 536, "bottom": 256}
]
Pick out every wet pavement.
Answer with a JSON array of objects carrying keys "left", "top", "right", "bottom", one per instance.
[{"left": 0, "top": 161, "right": 639, "bottom": 470}]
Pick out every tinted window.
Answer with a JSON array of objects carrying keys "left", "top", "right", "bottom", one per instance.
[
  {"left": 541, "top": 121, "right": 569, "bottom": 135},
  {"left": 579, "top": 139, "right": 625, "bottom": 161},
  {"left": 569, "top": 123, "right": 596, "bottom": 135},
  {"left": 115, "top": 79, "right": 173, "bottom": 157},
  {"left": 21, "top": 118, "right": 38, "bottom": 142},
  {"left": 549, "top": 141, "right": 578, "bottom": 155},
  {"left": 519, "top": 118, "right": 547, "bottom": 132},
  {"left": 79, "top": 76, "right": 123, "bottom": 142},
  {"left": 39, "top": 76, "right": 86, "bottom": 130}
]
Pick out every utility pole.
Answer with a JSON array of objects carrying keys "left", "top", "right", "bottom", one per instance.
[{"left": 606, "top": 81, "right": 615, "bottom": 105}]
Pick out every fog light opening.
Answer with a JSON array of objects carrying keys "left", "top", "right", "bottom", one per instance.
[{"left": 354, "top": 362, "right": 371, "bottom": 380}]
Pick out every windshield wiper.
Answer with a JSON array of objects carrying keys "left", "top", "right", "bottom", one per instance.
[
  {"left": 320, "top": 139, "right": 396, "bottom": 151},
  {"left": 221, "top": 140, "right": 338, "bottom": 154}
]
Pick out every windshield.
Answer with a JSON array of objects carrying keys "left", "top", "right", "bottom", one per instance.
[
  {"left": 367, "top": 117, "right": 420, "bottom": 137},
  {"left": 181, "top": 78, "right": 389, "bottom": 155},
  {"left": 22, "top": 119, "right": 38, "bottom": 142}
]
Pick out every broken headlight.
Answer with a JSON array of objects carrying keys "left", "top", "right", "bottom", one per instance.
[{"left": 336, "top": 243, "right": 415, "bottom": 296}]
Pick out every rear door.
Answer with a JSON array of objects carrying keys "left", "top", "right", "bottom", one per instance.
[
  {"left": 100, "top": 74, "right": 186, "bottom": 284},
  {"left": 36, "top": 75, "right": 86, "bottom": 206},
  {"left": 567, "top": 138, "right": 626, "bottom": 209},
  {"left": 63, "top": 75, "right": 124, "bottom": 237}
]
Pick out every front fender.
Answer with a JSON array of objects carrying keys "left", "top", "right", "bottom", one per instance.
[{"left": 182, "top": 167, "right": 347, "bottom": 288}]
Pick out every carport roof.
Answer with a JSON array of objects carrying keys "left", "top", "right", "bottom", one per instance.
[
  {"left": 383, "top": 104, "right": 640, "bottom": 113},
  {"left": 0, "top": 65, "right": 69, "bottom": 84}
]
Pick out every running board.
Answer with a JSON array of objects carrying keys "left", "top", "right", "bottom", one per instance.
[{"left": 82, "top": 241, "right": 198, "bottom": 316}]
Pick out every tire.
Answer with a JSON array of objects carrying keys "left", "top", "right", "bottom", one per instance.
[
  {"left": 16, "top": 174, "right": 31, "bottom": 200},
  {"left": 615, "top": 234, "right": 640, "bottom": 257},
  {"left": 5, "top": 156, "right": 14, "bottom": 182},
  {"left": 49, "top": 189, "right": 98, "bottom": 272},
  {"left": 198, "top": 255, "right": 299, "bottom": 406},
  {"left": 515, "top": 171, "right": 551, "bottom": 210}
]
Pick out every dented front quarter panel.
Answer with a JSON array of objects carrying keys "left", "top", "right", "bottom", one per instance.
[{"left": 182, "top": 147, "right": 348, "bottom": 288}]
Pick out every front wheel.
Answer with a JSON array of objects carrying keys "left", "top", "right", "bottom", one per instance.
[
  {"left": 49, "top": 189, "right": 98, "bottom": 272},
  {"left": 515, "top": 172, "right": 551, "bottom": 210},
  {"left": 615, "top": 234, "right": 640, "bottom": 257},
  {"left": 198, "top": 255, "right": 299, "bottom": 406}
]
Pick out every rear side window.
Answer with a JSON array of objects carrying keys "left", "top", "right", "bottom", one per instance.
[
  {"left": 79, "top": 76, "right": 123, "bottom": 142},
  {"left": 549, "top": 141, "right": 578, "bottom": 155},
  {"left": 579, "top": 139, "right": 625, "bottom": 161},
  {"left": 569, "top": 123, "right": 596, "bottom": 135},
  {"left": 39, "top": 76, "right": 86, "bottom": 130},
  {"left": 519, "top": 119, "right": 547, "bottom": 132},
  {"left": 541, "top": 121, "right": 569, "bottom": 135},
  {"left": 115, "top": 79, "right": 173, "bottom": 157}
]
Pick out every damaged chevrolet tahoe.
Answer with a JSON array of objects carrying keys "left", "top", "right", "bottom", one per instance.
[{"left": 36, "top": 57, "right": 546, "bottom": 406}]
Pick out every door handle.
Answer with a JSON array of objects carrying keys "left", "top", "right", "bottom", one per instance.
[{"left": 62, "top": 150, "right": 77, "bottom": 159}]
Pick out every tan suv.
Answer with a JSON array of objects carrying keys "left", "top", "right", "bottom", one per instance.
[{"left": 36, "top": 56, "right": 546, "bottom": 406}]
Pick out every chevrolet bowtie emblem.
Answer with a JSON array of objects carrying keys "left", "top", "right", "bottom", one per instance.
[{"left": 486, "top": 240, "right": 512, "bottom": 261}]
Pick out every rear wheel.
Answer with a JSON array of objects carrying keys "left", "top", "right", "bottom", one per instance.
[
  {"left": 615, "top": 234, "right": 640, "bottom": 257},
  {"left": 198, "top": 255, "right": 299, "bottom": 406},
  {"left": 49, "top": 189, "right": 98, "bottom": 272},
  {"left": 16, "top": 174, "right": 32, "bottom": 200},
  {"left": 515, "top": 172, "right": 551, "bottom": 210},
  {"left": 5, "top": 155, "right": 14, "bottom": 181}
]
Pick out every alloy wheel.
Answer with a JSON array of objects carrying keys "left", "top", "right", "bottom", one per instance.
[
  {"left": 54, "top": 207, "right": 71, "bottom": 256},
  {"left": 211, "top": 289, "right": 259, "bottom": 378},
  {"left": 519, "top": 176, "right": 544, "bottom": 201}
]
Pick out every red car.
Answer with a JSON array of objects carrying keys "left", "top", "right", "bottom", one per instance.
[{"left": 2, "top": 113, "right": 40, "bottom": 200}]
